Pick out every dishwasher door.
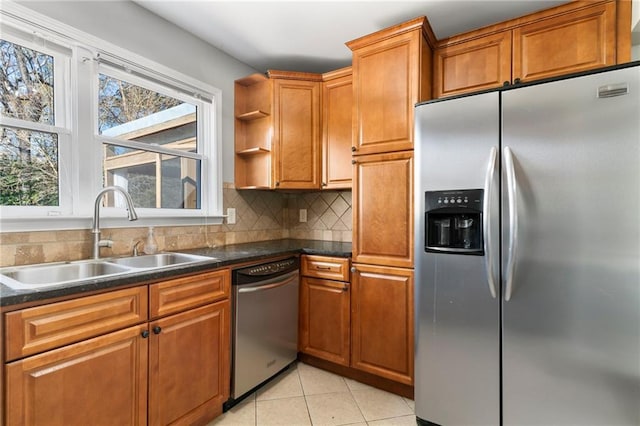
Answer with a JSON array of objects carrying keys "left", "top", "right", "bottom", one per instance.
[{"left": 231, "top": 269, "right": 299, "bottom": 400}]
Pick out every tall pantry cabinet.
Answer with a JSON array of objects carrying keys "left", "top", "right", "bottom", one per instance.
[{"left": 347, "top": 17, "right": 435, "bottom": 387}]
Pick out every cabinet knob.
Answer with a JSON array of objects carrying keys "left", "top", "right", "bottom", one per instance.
[
  {"left": 350, "top": 266, "right": 356, "bottom": 273},
  {"left": 342, "top": 284, "right": 349, "bottom": 291},
  {"left": 351, "top": 159, "right": 356, "bottom": 165},
  {"left": 351, "top": 146, "right": 356, "bottom": 152},
  {"left": 322, "top": 182, "right": 327, "bottom": 187},
  {"left": 141, "top": 330, "right": 150, "bottom": 338},
  {"left": 152, "top": 326, "right": 162, "bottom": 335},
  {"left": 514, "top": 78, "right": 521, "bottom": 84},
  {"left": 503, "top": 81, "right": 510, "bottom": 87},
  {"left": 276, "top": 181, "right": 280, "bottom": 187}
]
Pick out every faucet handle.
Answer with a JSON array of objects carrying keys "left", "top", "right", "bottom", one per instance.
[{"left": 98, "top": 239, "right": 113, "bottom": 249}]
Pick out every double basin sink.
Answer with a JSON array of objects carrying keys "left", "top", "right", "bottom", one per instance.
[{"left": 0, "top": 252, "right": 214, "bottom": 290}]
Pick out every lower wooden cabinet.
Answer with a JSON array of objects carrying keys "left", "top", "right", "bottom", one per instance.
[
  {"left": 149, "top": 300, "right": 230, "bottom": 425},
  {"left": 299, "top": 276, "right": 350, "bottom": 366},
  {"left": 3, "top": 269, "right": 231, "bottom": 426},
  {"left": 6, "top": 324, "right": 148, "bottom": 426},
  {"left": 350, "top": 263, "right": 414, "bottom": 385}
]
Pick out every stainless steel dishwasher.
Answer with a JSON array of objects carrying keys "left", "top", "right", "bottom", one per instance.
[{"left": 225, "top": 256, "right": 299, "bottom": 410}]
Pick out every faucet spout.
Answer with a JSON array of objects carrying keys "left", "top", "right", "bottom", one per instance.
[{"left": 92, "top": 186, "right": 139, "bottom": 259}]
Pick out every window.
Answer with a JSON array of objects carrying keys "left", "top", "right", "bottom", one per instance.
[
  {"left": 0, "top": 8, "right": 222, "bottom": 230},
  {"left": 0, "top": 35, "right": 72, "bottom": 215},
  {"left": 96, "top": 67, "right": 208, "bottom": 213}
]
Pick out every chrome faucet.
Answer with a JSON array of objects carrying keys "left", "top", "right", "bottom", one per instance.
[{"left": 92, "top": 186, "right": 139, "bottom": 259}]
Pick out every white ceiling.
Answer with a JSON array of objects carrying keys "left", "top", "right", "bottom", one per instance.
[{"left": 135, "top": 0, "right": 571, "bottom": 73}]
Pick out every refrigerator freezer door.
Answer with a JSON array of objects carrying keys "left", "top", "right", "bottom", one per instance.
[
  {"left": 501, "top": 66, "right": 640, "bottom": 425},
  {"left": 414, "top": 92, "right": 500, "bottom": 425}
]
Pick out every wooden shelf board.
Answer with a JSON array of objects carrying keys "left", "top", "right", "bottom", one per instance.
[
  {"left": 236, "top": 110, "right": 269, "bottom": 121},
  {"left": 236, "top": 147, "right": 270, "bottom": 156}
]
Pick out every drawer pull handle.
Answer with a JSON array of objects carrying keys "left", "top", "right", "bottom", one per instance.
[
  {"left": 315, "top": 266, "right": 331, "bottom": 270},
  {"left": 153, "top": 326, "right": 162, "bottom": 335}
]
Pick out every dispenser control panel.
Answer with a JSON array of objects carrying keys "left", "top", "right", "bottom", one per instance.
[{"left": 425, "top": 189, "right": 484, "bottom": 255}]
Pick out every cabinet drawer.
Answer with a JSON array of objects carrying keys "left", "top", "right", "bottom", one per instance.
[
  {"left": 5, "top": 286, "right": 148, "bottom": 362},
  {"left": 301, "top": 255, "right": 350, "bottom": 281},
  {"left": 150, "top": 269, "right": 230, "bottom": 319}
]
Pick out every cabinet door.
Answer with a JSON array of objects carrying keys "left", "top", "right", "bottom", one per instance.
[
  {"left": 351, "top": 30, "right": 424, "bottom": 155},
  {"left": 350, "top": 264, "right": 413, "bottom": 385},
  {"left": 149, "top": 300, "right": 230, "bottom": 425},
  {"left": 322, "top": 69, "right": 353, "bottom": 189},
  {"left": 513, "top": 1, "right": 616, "bottom": 82},
  {"left": 6, "top": 325, "right": 148, "bottom": 426},
  {"left": 352, "top": 151, "right": 413, "bottom": 268},
  {"left": 273, "top": 78, "right": 321, "bottom": 189},
  {"left": 299, "top": 277, "right": 350, "bottom": 366},
  {"left": 434, "top": 31, "right": 512, "bottom": 98}
]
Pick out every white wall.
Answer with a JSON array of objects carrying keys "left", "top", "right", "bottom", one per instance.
[
  {"left": 633, "top": 0, "right": 640, "bottom": 60},
  {"left": 16, "top": 1, "right": 259, "bottom": 183}
]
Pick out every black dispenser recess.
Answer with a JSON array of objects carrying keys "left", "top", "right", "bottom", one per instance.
[{"left": 425, "top": 189, "right": 483, "bottom": 255}]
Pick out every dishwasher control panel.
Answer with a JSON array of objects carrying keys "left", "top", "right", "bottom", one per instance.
[{"left": 233, "top": 257, "right": 300, "bottom": 284}]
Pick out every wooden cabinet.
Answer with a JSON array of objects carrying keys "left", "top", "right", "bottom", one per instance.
[
  {"left": 148, "top": 269, "right": 230, "bottom": 425},
  {"left": 4, "top": 269, "right": 231, "bottom": 426},
  {"left": 234, "top": 74, "right": 273, "bottom": 189},
  {"left": 6, "top": 324, "right": 148, "bottom": 426},
  {"left": 4, "top": 287, "right": 148, "bottom": 424},
  {"left": 350, "top": 263, "right": 413, "bottom": 385},
  {"left": 149, "top": 300, "right": 229, "bottom": 426},
  {"left": 321, "top": 67, "right": 353, "bottom": 189},
  {"left": 434, "top": 0, "right": 627, "bottom": 98},
  {"left": 299, "top": 255, "right": 351, "bottom": 367},
  {"left": 433, "top": 31, "right": 512, "bottom": 98},
  {"left": 234, "top": 71, "right": 321, "bottom": 189},
  {"left": 347, "top": 17, "right": 434, "bottom": 155},
  {"left": 352, "top": 151, "right": 414, "bottom": 268},
  {"left": 272, "top": 71, "right": 322, "bottom": 189},
  {"left": 512, "top": 1, "right": 617, "bottom": 82}
]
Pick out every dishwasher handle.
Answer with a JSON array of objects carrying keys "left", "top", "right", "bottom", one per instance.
[{"left": 236, "top": 270, "right": 298, "bottom": 293}]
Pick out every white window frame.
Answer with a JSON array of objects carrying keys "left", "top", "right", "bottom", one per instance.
[
  {"left": 95, "top": 64, "right": 214, "bottom": 219},
  {"left": 0, "top": 30, "right": 74, "bottom": 218},
  {"left": 0, "top": 3, "right": 224, "bottom": 232}
]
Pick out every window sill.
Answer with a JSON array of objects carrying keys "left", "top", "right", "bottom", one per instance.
[{"left": 0, "top": 215, "right": 225, "bottom": 233}]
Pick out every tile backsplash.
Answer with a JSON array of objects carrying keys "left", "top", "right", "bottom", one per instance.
[{"left": 0, "top": 183, "right": 352, "bottom": 267}]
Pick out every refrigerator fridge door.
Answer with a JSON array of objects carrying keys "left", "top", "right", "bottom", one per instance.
[
  {"left": 414, "top": 92, "right": 500, "bottom": 425},
  {"left": 501, "top": 65, "right": 640, "bottom": 425}
]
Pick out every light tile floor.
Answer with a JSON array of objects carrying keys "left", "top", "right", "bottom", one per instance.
[{"left": 209, "top": 362, "right": 415, "bottom": 426}]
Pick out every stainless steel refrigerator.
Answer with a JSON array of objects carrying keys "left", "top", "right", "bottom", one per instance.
[{"left": 414, "top": 63, "right": 640, "bottom": 426}]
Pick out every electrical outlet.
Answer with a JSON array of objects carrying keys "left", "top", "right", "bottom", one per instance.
[
  {"left": 227, "top": 208, "right": 236, "bottom": 224},
  {"left": 299, "top": 209, "right": 307, "bottom": 223}
]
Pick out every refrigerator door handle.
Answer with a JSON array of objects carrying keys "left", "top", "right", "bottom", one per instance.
[
  {"left": 483, "top": 146, "right": 498, "bottom": 298},
  {"left": 504, "top": 146, "right": 518, "bottom": 301}
]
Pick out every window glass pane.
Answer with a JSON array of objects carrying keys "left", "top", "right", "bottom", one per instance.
[
  {"left": 0, "top": 126, "right": 59, "bottom": 206},
  {"left": 0, "top": 39, "right": 55, "bottom": 125},
  {"left": 98, "top": 74, "right": 197, "bottom": 151},
  {"left": 104, "top": 144, "right": 200, "bottom": 210}
]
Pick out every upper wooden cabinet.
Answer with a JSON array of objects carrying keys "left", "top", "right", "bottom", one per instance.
[
  {"left": 321, "top": 67, "right": 353, "bottom": 189},
  {"left": 433, "top": 31, "right": 512, "bottom": 98},
  {"left": 434, "top": 0, "right": 630, "bottom": 98},
  {"left": 347, "top": 17, "right": 435, "bottom": 155},
  {"left": 234, "top": 71, "right": 322, "bottom": 189}
]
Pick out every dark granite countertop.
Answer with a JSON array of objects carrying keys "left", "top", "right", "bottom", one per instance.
[{"left": 0, "top": 239, "right": 351, "bottom": 308}]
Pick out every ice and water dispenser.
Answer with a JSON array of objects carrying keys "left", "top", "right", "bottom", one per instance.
[{"left": 425, "top": 189, "right": 483, "bottom": 255}]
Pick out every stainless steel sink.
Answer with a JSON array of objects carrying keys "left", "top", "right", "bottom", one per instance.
[
  {"left": 0, "top": 261, "right": 132, "bottom": 290},
  {"left": 108, "top": 252, "right": 212, "bottom": 268},
  {"left": 0, "top": 252, "right": 215, "bottom": 290}
]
